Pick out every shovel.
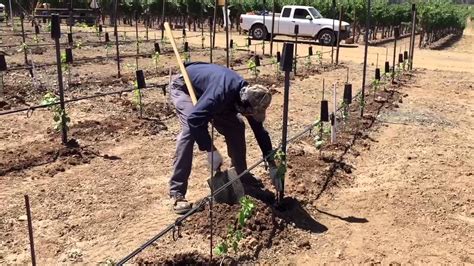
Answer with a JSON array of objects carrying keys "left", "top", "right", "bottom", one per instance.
[{"left": 207, "top": 167, "right": 245, "bottom": 204}]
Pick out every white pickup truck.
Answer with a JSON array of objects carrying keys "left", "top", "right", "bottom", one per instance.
[{"left": 240, "top": 5, "right": 351, "bottom": 45}]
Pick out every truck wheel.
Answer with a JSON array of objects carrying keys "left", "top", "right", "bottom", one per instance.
[
  {"left": 251, "top": 24, "right": 267, "bottom": 40},
  {"left": 318, "top": 29, "right": 336, "bottom": 46}
]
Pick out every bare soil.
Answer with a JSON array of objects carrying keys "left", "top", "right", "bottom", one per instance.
[{"left": 0, "top": 21, "right": 473, "bottom": 264}]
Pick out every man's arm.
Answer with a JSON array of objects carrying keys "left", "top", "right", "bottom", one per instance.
[
  {"left": 247, "top": 117, "right": 273, "bottom": 160},
  {"left": 187, "top": 88, "right": 234, "bottom": 152}
]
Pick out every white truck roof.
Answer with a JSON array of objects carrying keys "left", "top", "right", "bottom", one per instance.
[
  {"left": 283, "top": 5, "right": 313, "bottom": 9},
  {"left": 0, "top": 3, "right": 5, "bottom": 8}
]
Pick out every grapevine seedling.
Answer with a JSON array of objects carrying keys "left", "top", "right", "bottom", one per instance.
[
  {"left": 125, "top": 63, "right": 137, "bottom": 71},
  {"left": 305, "top": 54, "right": 312, "bottom": 69},
  {"left": 17, "top": 43, "right": 29, "bottom": 53},
  {"left": 271, "top": 57, "right": 281, "bottom": 77},
  {"left": 152, "top": 51, "right": 160, "bottom": 74},
  {"left": 75, "top": 41, "right": 83, "bottom": 50},
  {"left": 340, "top": 101, "right": 350, "bottom": 122},
  {"left": 315, "top": 51, "right": 323, "bottom": 66},
  {"left": 230, "top": 47, "right": 235, "bottom": 67},
  {"left": 33, "top": 35, "right": 40, "bottom": 44},
  {"left": 214, "top": 196, "right": 255, "bottom": 256},
  {"left": 359, "top": 92, "right": 366, "bottom": 109},
  {"left": 273, "top": 149, "right": 287, "bottom": 185},
  {"left": 247, "top": 58, "right": 260, "bottom": 81},
  {"left": 105, "top": 43, "right": 112, "bottom": 58},
  {"left": 60, "top": 53, "right": 72, "bottom": 88},
  {"left": 313, "top": 122, "right": 331, "bottom": 149},
  {"left": 46, "top": 21, "right": 51, "bottom": 32},
  {"left": 41, "top": 92, "right": 70, "bottom": 132},
  {"left": 132, "top": 81, "right": 143, "bottom": 115},
  {"left": 183, "top": 51, "right": 191, "bottom": 63},
  {"left": 372, "top": 78, "right": 381, "bottom": 95}
]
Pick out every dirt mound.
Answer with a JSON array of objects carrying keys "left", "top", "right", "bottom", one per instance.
[{"left": 0, "top": 139, "right": 97, "bottom": 177}]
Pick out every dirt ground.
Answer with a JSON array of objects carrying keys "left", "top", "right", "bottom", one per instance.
[{"left": 0, "top": 20, "right": 473, "bottom": 264}]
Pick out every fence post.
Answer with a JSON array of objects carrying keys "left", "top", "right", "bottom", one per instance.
[
  {"left": 279, "top": 42, "right": 294, "bottom": 204},
  {"left": 360, "top": 0, "right": 370, "bottom": 117},
  {"left": 52, "top": 14, "right": 68, "bottom": 144}
]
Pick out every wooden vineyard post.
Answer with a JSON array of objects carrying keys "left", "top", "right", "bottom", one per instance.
[
  {"left": 113, "top": 0, "right": 121, "bottom": 78},
  {"left": 335, "top": 6, "right": 343, "bottom": 65},
  {"left": 135, "top": 12, "right": 140, "bottom": 70},
  {"left": 65, "top": 48, "right": 73, "bottom": 89},
  {"left": 331, "top": 0, "right": 336, "bottom": 64},
  {"left": 24, "top": 195, "right": 36, "bottom": 266},
  {"left": 269, "top": 0, "right": 276, "bottom": 56},
  {"left": 51, "top": 14, "right": 68, "bottom": 145},
  {"left": 20, "top": 14, "right": 29, "bottom": 72},
  {"left": 409, "top": 4, "right": 417, "bottom": 71},
  {"left": 161, "top": 0, "right": 166, "bottom": 40},
  {"left": 331, "top": 83, "right": 337, "bottom": 144},
  {"left": 360, "top": 0, "right": 371, "bottom": 118},
  {"left": 279, "top": 42, "right": 294, "bottom": 204},
  {"left": 294, "top": 25, "right": 299, "bottom": 76},
  {"left": 320, "top": 79, "right": 329, "bottom": 154},
  {"left": 136, "top": 70, "right": 145, "bottom": 118},
  {"left": 392, "top": 26, "right": 399, "bottom": 84},
  {"left": 224, "top": 0, "right": 230, "bottom": 67},
  {"left": 0, "top": 55, "right": 6, "bottom": 97}
]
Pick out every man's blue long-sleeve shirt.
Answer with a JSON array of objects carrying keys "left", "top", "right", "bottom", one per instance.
[{"left": 183, "top": 62, "right": 273, "bottom": 157}]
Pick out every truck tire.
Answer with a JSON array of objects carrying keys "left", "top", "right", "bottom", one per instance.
[
  {"left": 317, "top": 29, "right": 336, "bottom": 46},
  {"left": 251, "top": 24, "right": 267, "bottom": 40}
]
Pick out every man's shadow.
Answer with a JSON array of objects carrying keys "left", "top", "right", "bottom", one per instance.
[{"left": 273, "top": 197, "right": 328, "bottom": 233}]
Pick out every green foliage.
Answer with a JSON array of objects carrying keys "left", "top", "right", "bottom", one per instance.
[
  {"left": 132, "top": 80, "right": 142, "bottom": 109},
  {"left": 75, "top": 41, "right": 83, "bottom": 50},
  {"left": 60, "top": 52, "right": 70, "bottom": 72},
  {"left": 152, "top": 51, "right": 160, "bottom": 70},
  {"left": 271, "top": 56, "right": 281, "bottom": 77},
  {"left": 313, "top": 122, "right": 331, "bottom": 149},
  {"left": 315, "top": 51, "right": 323, "bottom": 66},
  {"left": 273, "top": 149, "right": 287, "bottom": 183},
  {"left": 17, "top": 42, "right": 29, "bottom": 53},
  {"left": 41, "top": 92, "right": 70, "bottom": 132},
  {"left": 214, "top": 196, "right": 255, "bottom": 256},
  {"left": 304, "top": 54, "right": 312, "bottom": 69},
  {"left": 247, "top": 58, "right": 260, "bottom": 80}
]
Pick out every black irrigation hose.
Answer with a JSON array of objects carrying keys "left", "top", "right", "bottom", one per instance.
[
  {"left": 233, "top": 50, "right": 333, "bottom": 72},
  {"left": 5, "top": 46, "right": 210, "bottom": 72},
  {"left": 117, "top": 84, "right": 365, "bottom": 265},
  {"left": 0, "top": 32, "right": 204, "bottom": 48},
  {"left": 0, "top": 82, "right": 167, "bottom": 116}
]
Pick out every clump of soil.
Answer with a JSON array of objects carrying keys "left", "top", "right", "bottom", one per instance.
[
  {"left": 0, "top": 139, "right": 97, "bottom": 176},
  {"left": 137, "top": 251, "right": 221, "bottom": 266}
]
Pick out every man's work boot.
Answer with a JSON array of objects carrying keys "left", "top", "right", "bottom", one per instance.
[{"left": 171, "top": 194, "right": 192, "bottom": 214}]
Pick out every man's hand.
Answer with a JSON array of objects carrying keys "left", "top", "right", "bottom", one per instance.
[
  {"left": 207, "top": 150, "right": 223, "bottom": 172},
  {"left": 269, "top": 164, "right": 282, "bottom": 191}
]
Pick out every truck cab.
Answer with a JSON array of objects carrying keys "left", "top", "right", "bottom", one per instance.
[{"left": 240, "top": 5, "right": 351, "bottom": 45}]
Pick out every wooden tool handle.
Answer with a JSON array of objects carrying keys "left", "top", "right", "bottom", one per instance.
[{"left": 164, "top": 22, "right": 198, "bottom": 105}]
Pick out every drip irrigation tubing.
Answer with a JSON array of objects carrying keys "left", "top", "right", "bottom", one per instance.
[
  {"left": 116, "top": 88, "right": 364, "bottom": 265},
  {"left": 0, "top": 33, "right": 204, "bottom": 49},
  {"left": 0, "top": 82, "right": 167, "bottom": 116},
  {"left": 232, "top": 50, "right": 333, "bottom": 72},
  {"left": 4, "top": 46, "right": 209, "bottom": 72}
]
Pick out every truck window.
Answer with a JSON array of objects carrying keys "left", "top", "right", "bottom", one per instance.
[
  {"left": 282, "top": 8, "right": 291, "bottom": 18},
  {"left": 294, "top": 9, "right": 310, "bottom": 19}
]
